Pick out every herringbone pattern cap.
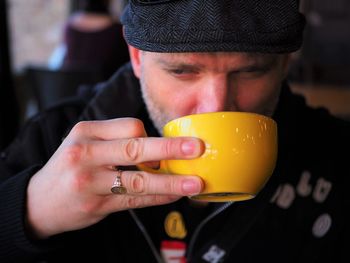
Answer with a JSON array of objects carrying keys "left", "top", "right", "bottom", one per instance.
[{"left": 121, "top": 0, "right": 305, "bottom": 53}]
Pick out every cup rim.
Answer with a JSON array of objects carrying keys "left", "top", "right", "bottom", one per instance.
[{"left": 164, "top": 111, "right": 276, "bottom": 128}]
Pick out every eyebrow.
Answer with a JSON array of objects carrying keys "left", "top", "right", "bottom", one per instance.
[
  {"left": 155, "top": 58, "right": 205, "bottom": 71},
  {"left": 154, "top": 53, "right": 278, "bottom": 72},
  {"left": 236, "top": 58, "right": 277, "bottom": 72}
]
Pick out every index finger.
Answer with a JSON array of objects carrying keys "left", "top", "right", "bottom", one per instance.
[
  {"left": 88, "top": 136, "right": 205, "bottom": 166},
  {"left": 69, "top": 118, "right": 147, "bottom": 141}
]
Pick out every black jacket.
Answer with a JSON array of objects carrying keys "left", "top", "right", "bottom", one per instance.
[{"left": 1, "top": 64, "right": 349, "bottom": 263}]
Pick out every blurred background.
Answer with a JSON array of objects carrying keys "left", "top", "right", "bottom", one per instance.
[{"left": 1, "top": 0, "right": 350, "bottom": 149}]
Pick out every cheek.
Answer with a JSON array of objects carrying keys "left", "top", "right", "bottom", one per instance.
[
  {"left": 235, "top": 78, "right": 281, "bottom": 113},
  {"left": 142, "top": 72, "right": 197, "bottom": 118}
]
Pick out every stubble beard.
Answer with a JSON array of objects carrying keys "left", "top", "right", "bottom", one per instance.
[{"left": 140, "top": 77, "right": 170, "bottom": 136}]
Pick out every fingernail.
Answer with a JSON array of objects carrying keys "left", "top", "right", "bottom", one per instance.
[
  {"left": 182, "top": 179, "right": 201, "bottom": 195},
  {"left": 181, "top": 140, "right": 196, "bottom": 156}
]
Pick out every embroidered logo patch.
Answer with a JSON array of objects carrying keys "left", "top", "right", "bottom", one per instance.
[
  {"left": 202, "top": 245, "right": 226, "bottom": 263},
  {"left": 164, "top": 211, "right": 187, "bottom": 239},
  {"left": 161, "top": 240, "right": 187, "bottom": 263},
  {"left": 312, "top": 213, "right": 332, "bottom": 238},
  {"left": 270, "top": 170, "right": 332, "bottom": 209}
]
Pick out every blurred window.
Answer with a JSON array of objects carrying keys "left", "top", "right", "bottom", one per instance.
[{"left": 8, "top": 0, "right": 70, "bottom": 73}]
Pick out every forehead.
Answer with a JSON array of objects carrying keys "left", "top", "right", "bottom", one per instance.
[{"left": 144, "top": 51, "right": 279, "bottom": 70}]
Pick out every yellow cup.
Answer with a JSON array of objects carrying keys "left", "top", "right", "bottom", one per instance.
[{"left": 139, "top": 111, "right": 278, "bottom": 202}]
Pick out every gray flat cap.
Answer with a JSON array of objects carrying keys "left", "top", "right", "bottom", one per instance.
[{"left": 121, "top": 0, "right": 305, "bottom": 53}]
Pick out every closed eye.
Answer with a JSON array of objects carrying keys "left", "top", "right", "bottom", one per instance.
[
  {"left": 165, "top": 67, "right": 200, "bottom": 79},
  {"left": 231, "top": 65, "right": 273, "bottom": 79}
]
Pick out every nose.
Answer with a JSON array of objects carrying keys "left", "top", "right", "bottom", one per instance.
[{"left": 194, "top": 75, "right": 234, "bottom": 114}]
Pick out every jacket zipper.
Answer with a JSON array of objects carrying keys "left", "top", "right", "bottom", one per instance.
[
  {"left": 187, "top": 202, "right": 234, "bottom": 262},
  {"left": 129, "top": 202, "right": 234, "bottom": 263},
  {"left": 129, "top": 209, "right": 165, "bottom": 263}
]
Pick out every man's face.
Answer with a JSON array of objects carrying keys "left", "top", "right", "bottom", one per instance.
[{"left": 130, "top": 49, "right": 289, "bottom": 134}]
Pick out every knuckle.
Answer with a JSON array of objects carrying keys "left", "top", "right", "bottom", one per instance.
[
  {"left": 161, "top": 138, "right": 180, "bottom": 158},
  {"left": 69, "top": 173, "right": 104, "bottom": 216},
  {"left": 127, "top": 118, "right": 145, "bottom": 137},
  {"left": 63, "top": 143, "right": 86, "bottom": 165},
  {"left": 153, "top": 195, "right": 165, "bottom": 204},
  {"left": 78, "top": 199, "right": 103, "bottom": 216},
  {"left": 163, "top": 176, "right": 177, "bottom": 194},
  {"left": 127, "top": 197, "right": 144, "bottom": 208},
  {"left": 129, "top": 172, "right": 146, "bottom": 194},
  {"left": 155, "top": 195, "right": 178, "bottom": 204},
  {"left": 123, "top": 138, "right": 144, "bottom": 162},
  {"left": 71, "top": 121, "right": 89, "bottom": 136},
  {"left": 69, "top": 171, "right": 92, "bottom": 193},
  {"left": 163, "top": 139, "right": 173, "bottom": 157}
]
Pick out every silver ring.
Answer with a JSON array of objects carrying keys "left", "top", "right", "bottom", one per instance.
[{"left": 111, "top": 170, "right": 127, "bottom": 194}]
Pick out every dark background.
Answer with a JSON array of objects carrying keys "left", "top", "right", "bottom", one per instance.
[{"left": 1, "top": 0, "right": 350, "bottom": 149}]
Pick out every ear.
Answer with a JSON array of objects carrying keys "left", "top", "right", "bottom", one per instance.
[{"left": 128, "top": 45, "right": 142, "bottom": 79}]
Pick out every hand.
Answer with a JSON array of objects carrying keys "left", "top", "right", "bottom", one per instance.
[{"left": 26, "top": 118, "right": 204, "bottom": 239}]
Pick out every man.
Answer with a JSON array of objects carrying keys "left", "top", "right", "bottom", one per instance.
[{"left": 0, "top": 0, "right": 349, "bottom": 262}]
